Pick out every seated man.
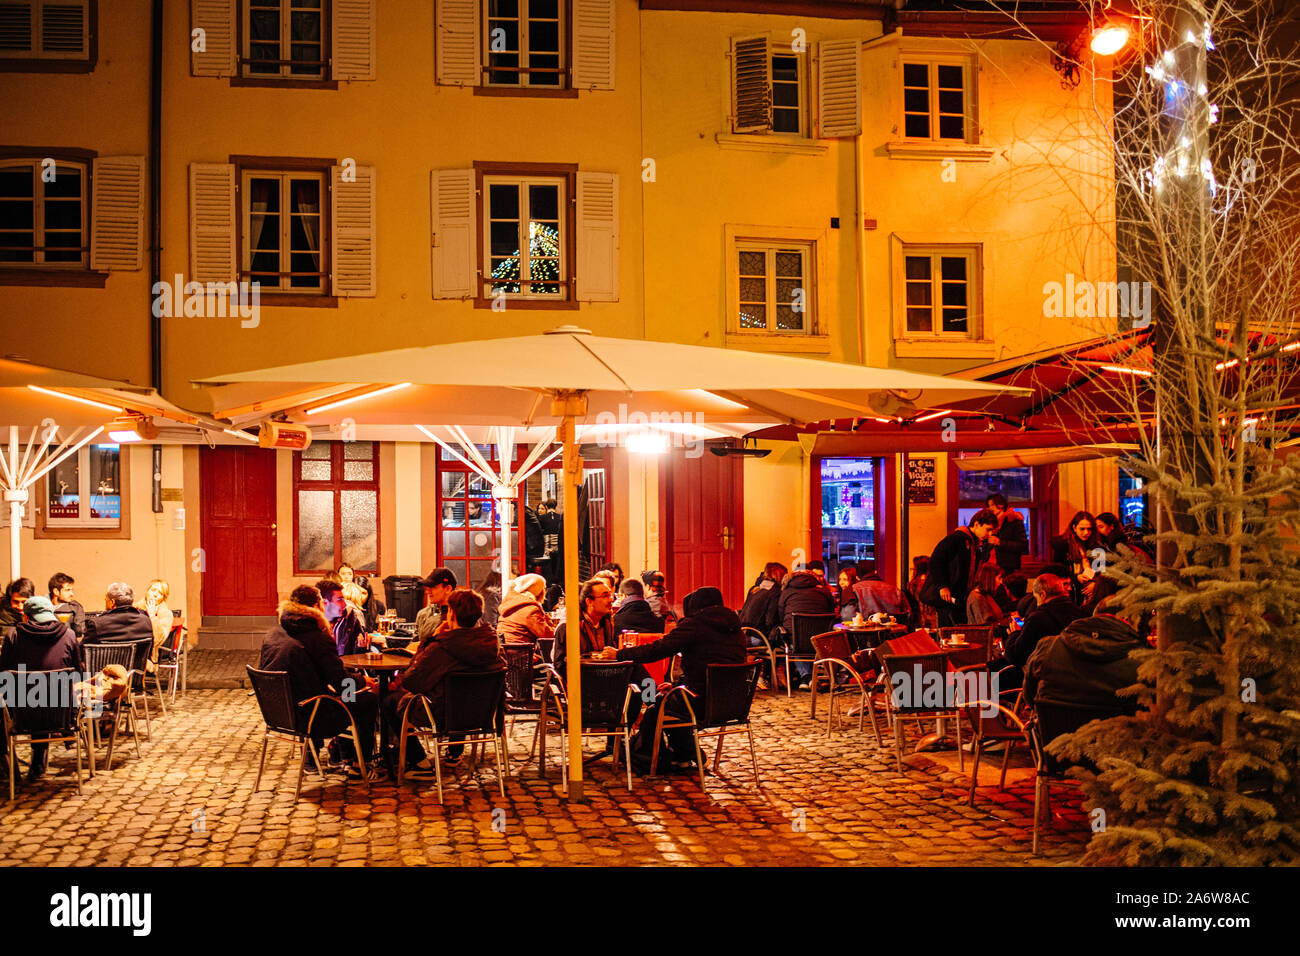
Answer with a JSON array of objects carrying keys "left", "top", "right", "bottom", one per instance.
[
  {"left": 48, "top": 572, "right": 86, "bottom": 639},
  {"left": 994, "top": 573, "right": 1084, "bottom": 688},
  {"left": 852, "top": 571, "right": 914, "bottom": 623},
  {"left": 414, "top": 567, "right": 457, "bottom": 646},
  {"left": 774, "top": 561, "right": 836, "bottom": 689},
  {"left": 0, "top": 596, "right": 84, "bottom": 783},
  {"left": 83, "top": 583, "right": 156, "bottom": 645},
  {"left": 258, "top": 585, "right": 378, "bottom": 773},
  {"left": 382, "top": 587, "right": 504, "bottom": 773},
  {"left": 1022, "top": 613, "right": 1146, "bottom": 712},
  {"left": 611, "top": 579, "right": 665, "bottom": 636},
  {"left": 598, "top": 586, "right": 747, "bottom": 773},
  {"left": 318, "top": 579, "right": 365, "bottom": 657},
  {"left": 0, "top": 578, "right": 36, "bottom": 630},
  {"left": 553, "top": 578, "right": 616, "bottom": 672}
]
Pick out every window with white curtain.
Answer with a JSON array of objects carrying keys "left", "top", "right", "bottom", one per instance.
[{"left": 240, "top": 169, "right": 325, "bottom": 293}]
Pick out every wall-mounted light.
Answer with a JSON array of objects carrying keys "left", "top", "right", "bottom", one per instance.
[
  {"left": 106, "top": 415, "right": 159, "bottom": 443},
  {"left": 626, "top": 431, "right": 670, "bottom": 455},
  {"left": 1090, "top": 24, "right": 1131, "bottom": 56}
]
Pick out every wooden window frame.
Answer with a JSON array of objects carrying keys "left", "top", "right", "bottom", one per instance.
[
  {"left": 0, "top": 0, "right": 97, "bottom": 73},
  {"left": 435, "top": 445, "right": 524, "bottom": 587},
  {"left": 34, "top": 442, "right": 130, "bottom": 540},
  {"left": 949, "top": 463, "right": 1047, "bottom": 559},
  {"left": 890, "top": 234, "right": 992, "bottom": 358},
  {"left": 900, "top": 54, "right": 974, "bottom": 146},
  {"left": 234, "top": 0, "right": 336, "bottom": 87},
  {"left": 0, "top": 146, "right": 106, "bottom": 286},
  {"left": 480, "top": 0, "right": 569, "bottom": 92},
  {"left": 734, "top": 239, "right": 814, "bottom": 335},
  {"left": 292, "top": 440, "right": 381, "bottom": 576},
  {"left": 768, "top": 48, "right": 808, "bottom": 138},
  {"left": 724, "top": 223, "right": 828, "bottom": 352},
  {"left": 901, "top": 245, "right": 977, "bottom": 339},
  {"left": 231, "top": 154, "right": 337, "bottom": 307},
  {"left": 473, "top": 160, "right": 578, "bottom": 310}
]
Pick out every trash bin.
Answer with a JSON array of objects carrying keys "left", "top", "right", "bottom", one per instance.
[{"left": 383, "top": 575, "right": 424, "bottom": 623}]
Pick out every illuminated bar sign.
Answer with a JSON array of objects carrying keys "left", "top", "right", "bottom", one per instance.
[{"left": 907, "top": 457, "right": 936, "bottom": 504}]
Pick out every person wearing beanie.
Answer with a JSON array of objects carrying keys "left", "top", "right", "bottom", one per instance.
[
  {"left": 497, "top": 573, "right": 555, "bottom": 646},
  {"left": 0, "top": 596, "right": 83, "bottom": 783}
]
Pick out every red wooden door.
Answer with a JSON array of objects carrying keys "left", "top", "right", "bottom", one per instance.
[
  {"left": 200, "top": 447, "right": 278, "bottom": 616},
  {"left": 660, "top": 450, "right": 744, "bottom": 609}
]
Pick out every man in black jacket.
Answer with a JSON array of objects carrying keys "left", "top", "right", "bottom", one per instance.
[
  {"left": 985, "top": 494, "right": 1029, "bottom": 573},
  {"left": 996, "top": 573, "right": 1083, "bottom": 688},
  {"left": 83, "top": 583, "right": 156, "bottom": 645},
  {"left": 775, "top": 561, "right": 836, "bottom": 688},
  {"left": 1023, "top": 613, "right": 1145, "bottom": 712},
  {"left": 612, "top": 579, "right": 665, "bottom": 635},
  {"left": 48, "top": 572, "right": 86, "bottom": 639},
  {"left": 599, "top": 586, "right": 746, "bottom": 772},
  {"left": 258, "top": 585, "right": 378, "bottom": 770},
  {"left": 0, "top": 578, "right": 35, "bottom": 630},
  {"left": 0, "top": 596, "right": 84, "bottom": 783},
  {"left": 738, "top": 562, "right": 786, "bottom": 635},
  {"left": 922, "top": 511, "right": 997, "bottom": 626}
]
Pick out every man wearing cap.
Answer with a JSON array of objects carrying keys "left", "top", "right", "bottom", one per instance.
[
  {"left": 0, "top": 596, "right": 83, "bottom": 783},
  {"left": 414, "top": 568, "right": 457, "bottom": 646}
]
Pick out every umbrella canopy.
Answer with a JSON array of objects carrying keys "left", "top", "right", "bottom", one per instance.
[{"left": 198, "top": 327, "right": 1027, "bottom": 799}]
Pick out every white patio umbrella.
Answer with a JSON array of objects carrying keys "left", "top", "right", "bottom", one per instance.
[{"left": 200, "top": 326, "right": 1027, "bottom": 798}]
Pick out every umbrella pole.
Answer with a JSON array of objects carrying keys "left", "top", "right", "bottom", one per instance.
[
  {"left": 7, "top": 427, "right": 19, "bottom": 580},
  {"left": 557, "top": 397, "right": 587, "bottom": 800}
]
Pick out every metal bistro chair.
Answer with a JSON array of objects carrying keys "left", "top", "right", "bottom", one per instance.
[
  {"left": 741, "top": 627, "right": 781, "bottom": 693},
  {"left": 3, "top": 668, "right": 94, "bottom": 802},
  {"left": 126, "top": 637, "right": 167, "bottom": 737},
  {"left": 649, "top": 660, "right": 764, "bottom": 790},
  {"left": 536, "top": 660, "right": 638, "bottom": 793},
  {"left": 247, "top": 666, "right": 369, "bottom": 800},
  {"left": 938, "top": 625, "right": 998, "bottom": 668},
  {"left": 809, "top": 631, "right": 884, "bottom": 744},
  {"left": 779, "top": 613, "right": 838, "bottom": 696},
  {"left": 397, "top": 667, "right": 508, "bottom": 802},
  {"left": 155, "top": 621, "right": 188, "bottom": 703},
  {"left": 1027, "top": 701, "right": 1122, "bottom": 854},
  {"left": 82, "top": 642, "right": 145, "bottom": 771},
  {"left": 502, "top": 643, "right": 545, "bottom": 762},
  {"left": 875, "top": 633, "right": 960, "bottom": 773}
]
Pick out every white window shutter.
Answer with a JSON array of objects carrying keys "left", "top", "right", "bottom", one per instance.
[
  {"left": 818, "top": 38, "right": 861, "bottom": 138},
  {"left": 576, "top": 171, "right": 618, "bottom": 302},
  {"left": 572, "top": 0, "right": 614, "bottom": 91},
  {"left": 332, "top": 0, "right": 375, "bottom": 81},
  {"left": 90, "top": 156, "right": 145, "bottom": 272},
  {"left": 189, "top": 163, "right": 235, "bottom": 284},
  {"left": 40, "top": 0, "right": 89, "bottom": 58},
  {"left": 435, "top": 0, "right": 479, "bottom": 86},
  {"left": 731, "top": 35, "right": 771, "bottom": 133},
  {"left": 331, "top": 164, "right": 376, "bottom": 297},
  {"left": 191, "top": 0, "right": 236, "bottom": 77},
  {"left": 431, "top": 169, "right": 477, "bottom": 299}
]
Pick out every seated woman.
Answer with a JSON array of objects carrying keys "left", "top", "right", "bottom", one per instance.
[
  {"left": 138, "top": 579, "right": 180, "bottom": 669},
  {"left": 965, "top": 564, "right": 1005, "bottom": 626}
]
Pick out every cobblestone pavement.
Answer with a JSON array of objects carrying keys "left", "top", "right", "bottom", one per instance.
[{"left": 0, "top": 652, "right": 1088, "bottom": 866}]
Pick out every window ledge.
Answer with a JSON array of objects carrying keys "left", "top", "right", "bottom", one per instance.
[
  {"left": 0, "top": 269, "right": 108, "bottom": 288},
  {"left": 885, "top": 142, "right": 995, "bottom": 163},
  {"left": 259, "top": 294, "right": 338, "bottom": 308},
  {"left": 473, "top": 297, "right": 579, "bottom": 311},
  {"left": 726, "top": 333, "right": 829, "bottom": 354},
  {"left": 474, "top": 86, "right": 579, "bottom": 99},
  {"left": 0, "top": 58, "right": 95, "bottom": 73},
  {"left": 715, "top": 133, "right": 828, "bottom": 156},
  {"left": 230, "top": 77, "right": 338, "bottom": 90},
  {"left": 894, "top": 338, "right": 997, "bottom": 359}
]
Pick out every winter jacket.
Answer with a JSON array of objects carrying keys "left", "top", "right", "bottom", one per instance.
[
  {"left": 332, "top": 605, "right": 367, "bottom": 657},
  {"left": 1022, "top": 614, "right": 1145, "bottom": 712},
  {"left": 612, "top": 598, "right": 665, "bottom": 636},
  {"left": 0, "top": 618, "right": 83, "bottom": 673},
  {"left": 1002, "top": 596, "right": 1084, "bottom": 669},
  {"left": 992, "top": 510, "right": 1029, "bottom": 571},
  {"left": 258, "top": 601, "right": 349, "bottom": 716},
  {"left": 553, "top": 613, "right": 615, "bottom": 670},
  {"left": 616, "top": 605, "right": 746, "bottom": 695},
  {"left": 776, "top": 572, "right": 836, "bottom": 637},
  {"left": 738, "top": 577, "right": 781, "bottom": 633},
  {"left": 389, "top": 622, "right": 504, "bottom": 726},
  {"left": 922, "top": 528, "right": 984, "bottom": 608},
  {"left": 84, "top": 605, "right": 155, "bottom": 645},
  {"left": 965, "top": 588, "right": 1004, "bottom": 626},
  {"left": 497, "top": 590, "right": 555, "bottom": 645}
]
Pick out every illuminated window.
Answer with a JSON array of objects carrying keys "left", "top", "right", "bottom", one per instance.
[{"left": 293, "top": 441, "right": 378, "bottom": 574}]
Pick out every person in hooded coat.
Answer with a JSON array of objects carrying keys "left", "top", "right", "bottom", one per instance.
[
  {"left": 601, "top": 586, "right": 746, "bottom": 772},
  {"left": 1022, "top": 613, "right": 1146, "bottom": 713},
  {"left": 496, "top": 573, "right": 555, "bottom": 646}
]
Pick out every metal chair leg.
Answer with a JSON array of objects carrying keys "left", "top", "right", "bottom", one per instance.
[
  {"left": 495, "top": 734, "right": 507, "bottom": 799},
  {"left": 747, "top": 727, "right": 760, "bottom": 787},
  {"left": 434, "top": 739, "right": 445, "bottom": 803},
  {"left": 967, "top": 738, "right": 983, "bottom": 806},
  {"left": 1032, "top": 774, "right": 1044, "bottom": 854},
  {"left": 713, "top": 735, "right": 725, "bottom": 775},
  {"left": 294, "top": 741, "right": 307, "bottom": 800},
  {"left": 255, "top": 735, "right": 269, "bottom": 791},
  {"left": 999, "top": 740, "right": 1015, "bottom": 790},
  {"left": 894, "top": 718, "right": 904, "bottom": 773}
]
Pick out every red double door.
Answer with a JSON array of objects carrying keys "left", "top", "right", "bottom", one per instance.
[
  {"left": 199, "top": 447, "right": 279, "bottom": 616},
  {"left": 660, "top": 450, "right": 744, "bottom": 610}
]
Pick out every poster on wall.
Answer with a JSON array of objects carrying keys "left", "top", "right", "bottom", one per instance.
[{"left": 907, "top": 457, "right": 936, "bottom": 504}]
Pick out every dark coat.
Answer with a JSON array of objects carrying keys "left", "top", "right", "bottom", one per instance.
[
  {"left": 616, "top": 605, "right": 746, "bottom": 695},
  {"left": 738, "top": 578, "right": 780, "bottom": 633},
  {"left": 1023, "top": 614, "right": 1145, "bottom": 712},
  {"left": 777, "top": 572, "right": 835, "bottom": 636},
  {"left": 922, "top": 528, "right": 983, "bottom": 607},
  {"left": 83, "top": 605, "right": 155, "bottom": 645},
  {"left": 1002, "top": 596, "right": 1084, "bottom": 669},
  {"left": 992, "top": 511, "right": 1029, "bottom": 572},
  {"left": 258, "top": 603, "right": 348, "bottom": 710},
  {"left": 0, "top": 619, "right": 83, "bottom": 673},
  {"left": 53, "top": 599, "right": 86, "bottom": 638},
  {"left": 553, "top": 613, "right": 615, "bottom": 670},
  {"left": 612, "top": 598, "right": 665, "bottom": 636},
  {"left": 389, "top": 622, "right": 504, "bottom": 725},
  {"left": 332, "top": 606, "right": 367, "bottom": 657}
]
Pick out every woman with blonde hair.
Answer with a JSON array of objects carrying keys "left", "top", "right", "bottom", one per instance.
[{"left": 139, "top": 578, "right": 178, "bottom": 652}]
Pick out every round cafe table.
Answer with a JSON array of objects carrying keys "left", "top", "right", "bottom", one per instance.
[{"left": 340, "top": 651, "right": 411, "bottom": 772}]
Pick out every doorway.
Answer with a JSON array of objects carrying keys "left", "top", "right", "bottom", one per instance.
[
  {"left": 660, "top": 450, "right": 744, "bottom": 609},
  {"left": 199, "top": 446, "right": 279, "bottom": 616}
]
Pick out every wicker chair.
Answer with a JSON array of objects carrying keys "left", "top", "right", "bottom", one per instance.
[
  {"left": 777, "top": 613, "right": 838, "bottom": 696},
  {"left": 809, "top": 631, "right": 884, "bottom": 744},
  {"left": 3, "top": 667, "right": 94, "bottom": 801},
  {"left": 397, "top": 667, "right": 508, "bottom": 802},
  {"left": 502, "top": 643, "right": 544, "bottom": 760},
  {"left": 647, "top": 661, "right": 764, "bottom": 789},
  {"left": 83, "top": 641, "right": 144, "bottom": 771},
  {"left": 247, "top": 666, "right": 368, "bottom": 800},
  {"left": 536, "top": 660, "right": 638, "bottom": 793}
]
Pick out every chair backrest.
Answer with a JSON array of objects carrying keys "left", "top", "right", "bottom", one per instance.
[
  {"left": 126, "top": 637, "right": 155, "bottom": 689},
  {"left": 791, "top": 614, "right": 838, "bottom": 654},
  {"left": 246, "top": 666, "right": 304, "bottom": 736},
  {"left": 1, "top": 668, "right": 81, "bottom": 737},
  {"left": 879, "top": 652, "right": 954, "bottom": 715},
  {"left": 939, "top": 625, "right": 996, "bottom": 665},
  {"left": 879, "top": 631, "right": 942, "bottom": 657},
  {"left": 1032, "top": 700, "right": 1122, "bottom": 774},
  {"left": 578, "top": 660, "right": 636, "bottom": 728},
  {"left": 442, "top": 668, "right": 507, "bottom": 735},
  {"left": 701, "top": 660, "right": 763, "bottom": 728},
  {"left": 536, "top": 636, "right": 556, "bottom": 663},
  {"left": 502, "top": 643, "right": 535, "bottom": 702},
  {"left": 161, "top": 622, "right": 185, "bottom": 655},
  {"left": 83, "top": 641, "right": 136, "bottom": 677},
  {"left": 810, "top": 631, "right": 852, "bottom": 663}
]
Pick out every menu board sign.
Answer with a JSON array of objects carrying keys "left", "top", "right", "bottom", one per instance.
[{"left": 907, "top": 457, "right": 936, "bottom": 504}]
